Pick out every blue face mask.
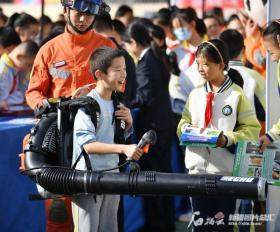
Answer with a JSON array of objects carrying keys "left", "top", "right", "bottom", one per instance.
[{"left": 173, "top": 27, "right": 192, "bottom": 41}]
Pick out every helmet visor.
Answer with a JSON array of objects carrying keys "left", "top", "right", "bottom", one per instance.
[{"left": 72, "top": 0, "right": 101, "bottom": 15}]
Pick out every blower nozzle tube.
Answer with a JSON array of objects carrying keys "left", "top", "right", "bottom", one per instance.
[{"left": 36, "top": 167, "right": 267, "bottom": 201}]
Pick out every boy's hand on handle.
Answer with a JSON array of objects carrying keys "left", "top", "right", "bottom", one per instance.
[
  {"left": 259, "top": 135, "right": 272, "bottom": 152},
  {"left": 115, "top": 103, "right": 132, "bottom": 129},
  {"left": 216, "top": 134, "right": 227, "bottom": 148},
  {"left": 122, "top": 144, "right": 144, "bottom": 161}
]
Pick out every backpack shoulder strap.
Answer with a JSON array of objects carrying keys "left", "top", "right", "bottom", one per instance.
[
  {"left": 111, "top": 92, "right": 126, "bottom": 144},
  {"left": 67, "top": 96, "right": 101, "bottom": 171},
  {"left": 71, "top": 148, "right": 92, "bottom": 170},
  {"left": 67, "top": 96, "right": 101, "bottom": 129}
]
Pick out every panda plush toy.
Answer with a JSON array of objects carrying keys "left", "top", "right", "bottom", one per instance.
[{"left": 244, "top": 0, "right": 267, "bottom": 28}]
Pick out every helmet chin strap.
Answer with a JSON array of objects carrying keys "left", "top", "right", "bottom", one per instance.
[{"left": 67, "top": 8, "right": 96, "bottom": 34}]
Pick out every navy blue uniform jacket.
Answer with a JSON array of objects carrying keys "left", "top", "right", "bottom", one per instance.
[{"left": 130, "top": 48, "right": 174, "bottom": 133}]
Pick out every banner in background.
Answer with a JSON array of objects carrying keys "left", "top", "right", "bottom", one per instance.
[
  {"left": 172, "top": 0, "right": 244, "bottom": 10},
  {"left": 14, "top": 0, "right": 58, "bottom": 4}
]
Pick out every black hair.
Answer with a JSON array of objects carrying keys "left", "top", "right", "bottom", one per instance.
[
  {"left": 52, "top": 20, "right": 66, "bottom": 29},
  {"left": 203, "top": 15, "right": 220, "bottom": 25},
  {"left": 0, "top": 12, "right": 8, "bottom": 25},
  {"left": 123, "top": 22, "right": 151, "bottom": 47},
  {"left": 22, "top": 40, "right": 39, "bottom": 58},
  {"left": 153, "top": 8, "right": 173, "bottom": 27},
  {"left": 196, "top": 39, "right": 243, "bottom": 88},
  {"left": 196, "top": 39, "right": 228, "bottom": 67},
  {"left": 148, "top": 24, "right": 168, "bottom": 59},
  {"left": 41, "top": 26, "right": 64, "bottom": 46},
  {"left": 6, "top": 13, "right": 20, "bottom": 29},
  {"left": 133, "top": 17, "right": 154, "bottom": 29},
  {"left": 14, "top": 13, "right": 38, "bottom": 29},
  {"left": 263, "top": 20, "right": 280, "bottom": 46},
  {"left": 124, "top": 22, "right": 170, "bottom": 73},
  {"left": 219, "top": 29, "right": 244, "bottom": 60},
  {"left": 226, "top": 14, "right": 240, "bottom": 26},
  {"left": 0, "top": 26, "right": 21, "bottom": 48},
  {"left": 115, "top": 5, "right": 133, "bottom": 18},
  {"left": 39, "top": 15, "right": 52, "bottom": 26},
  {"left": 205, "top": 7, "right": 225, "bottom": 25},
  {"left": 148, "top": 24, "right": 166, "bottom": 42},
  {"left": 181, "top": 6, "right": 197, "bottom": 19},
  {"left": 93, "top": 12, "right": 112, "bottom": 32},
  {"left": 90, "top": 47, "right": 124, "bottom": 80},
  {"left": 171, "top": 8, "right": 206, "bottom": 37},
  {"left": 112, "top": 19, "right": 125, "bottom": 37}
]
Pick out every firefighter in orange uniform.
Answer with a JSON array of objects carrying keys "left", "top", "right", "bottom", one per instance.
[{"left": 25, "top": 0, "right": 115, "bottom": 231}]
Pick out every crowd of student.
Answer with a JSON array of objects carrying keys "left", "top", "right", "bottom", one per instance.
[{"left": 0, "top": 2, "right": 279, "bottom": 232}]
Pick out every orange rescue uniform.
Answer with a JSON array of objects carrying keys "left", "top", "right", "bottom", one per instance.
[{"left": 26, "top": 28, "right": 115, "bottom": 109}]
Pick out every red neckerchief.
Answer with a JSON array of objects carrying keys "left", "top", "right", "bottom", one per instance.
[{"left": 204, "top": 92, "right": 215, "bottom": 127}]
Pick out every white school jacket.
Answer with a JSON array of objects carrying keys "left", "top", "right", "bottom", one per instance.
[{"left": 177, "top": 76, "right": 261, "bottom": 175}]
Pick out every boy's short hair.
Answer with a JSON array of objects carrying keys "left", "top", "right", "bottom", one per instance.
[
  {"left": 19, "top": 40, "right": 39, "bottom": 58},
  {"left": 115, "top": 5, "right": 133, "bottom": 18},
  {"left": 112, "top": 19, "right": 125, "bottom": 36},
  {"left": 219, "top": 29, "right": 244, "bottom": 60},
  {"left": 93, "top": 12, "right": 113, "bottom": 32},
  {"left": 90, "top": 47, "right": 124, "bottom": 80},
  {"left": 0, "top": 27, "right": 21, "bottom": 48}
]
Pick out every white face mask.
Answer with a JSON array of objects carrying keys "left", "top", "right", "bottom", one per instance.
[{"left": 173, "top": 27, "right": 192, "bottom": 41}]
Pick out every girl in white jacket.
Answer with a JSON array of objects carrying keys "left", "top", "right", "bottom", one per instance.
[{"left": 177, "top": 39, "right": 260, "bottom": 232}]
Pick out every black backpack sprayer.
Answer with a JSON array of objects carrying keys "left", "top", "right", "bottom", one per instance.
[{"left": 20, "top": 97, "right": 267, "bottom": 201}]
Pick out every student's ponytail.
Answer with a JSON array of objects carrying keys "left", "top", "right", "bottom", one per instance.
[
  {"left": 227, "top": 68, "right": 243, "bottom": 88},
  {"left": 150, "top": 41, "right": 170, "bottom": 84},
  {"left": 195, "top": 18, "right": 207, "bottom": 38},
  {"left": 148, "top": 24, "right": 170, "bottom": 70}
]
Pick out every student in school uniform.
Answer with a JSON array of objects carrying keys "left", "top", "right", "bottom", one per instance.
[{"left": 177, "top": 39, "right": 261, "bottom": 232}]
